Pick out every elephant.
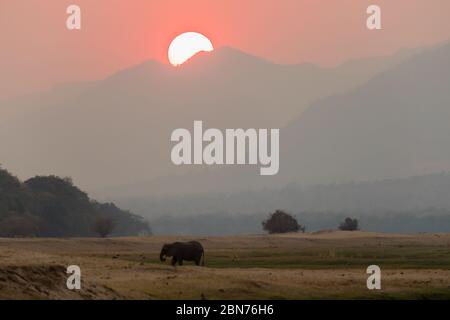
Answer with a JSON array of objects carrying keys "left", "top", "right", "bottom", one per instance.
[{"left": 159, "top": 241, "right": 205, "bottom": 266}]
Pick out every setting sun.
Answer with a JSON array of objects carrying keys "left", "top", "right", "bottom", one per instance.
[{"left": 168, "top": 32, "right": 214, "bottom": 67}]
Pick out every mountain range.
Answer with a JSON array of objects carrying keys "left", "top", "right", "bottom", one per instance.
[{"left": 0, "top": 42, "right": 448, "bottom": 200}]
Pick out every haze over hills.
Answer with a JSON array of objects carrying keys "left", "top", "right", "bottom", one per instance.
[
  {"left": 0, "top": 45, "right": 426, "bottom": 195},
  {"left": 117, "top": 173, "right": 450, "bottom": 235},
  {"left": 99, "top": 40, "right": 450, "bottom": 235},
  {"left": 122, "top": 172, "right": 450, "bottom": 216},
  {"left": 2, "top": 41, "right": 450, "bottom": 234},
  {"left": 99, "top": 42, "right": 450, "bottom": 198},
  {"left": 280, "top": 41, "right": 450, "bottom": 185}
]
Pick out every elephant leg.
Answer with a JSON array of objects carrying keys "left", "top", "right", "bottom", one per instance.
[
  {"left": 195, "top": 258, "right": 200, "bottom": 266},
  {"left": 178, "top": 258, "right": 183, "bottom": 266},
  {"left": 171, "top": 257, "right": 177, "bottom": 266}
]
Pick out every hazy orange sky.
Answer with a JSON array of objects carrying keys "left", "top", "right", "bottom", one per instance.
[{"left": 1, "top": 0, "right": 449, "bottom": 98}]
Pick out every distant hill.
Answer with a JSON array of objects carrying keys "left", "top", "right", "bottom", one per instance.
[
  {"left": 279, "top": 42, "right": 450, "bottom": 186},
  {"left": 0, "top": 167, "right": 150, "bottom": 237},
  {"left": 118, "top": 172, "right": 450, "bottom": 217},
  {"left": 118, "top": 173, "right": 450, "bottom": 235}
]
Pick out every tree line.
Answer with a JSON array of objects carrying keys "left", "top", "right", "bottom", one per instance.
[{"left": 0, "top": 166, "right": 151, "bottom": 237}]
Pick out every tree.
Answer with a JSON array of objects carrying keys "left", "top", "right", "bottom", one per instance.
[
  {"left": 339, "top": 217, "right": 359, "bottom": 231},
  {"left": 262, "top": 210, "right": 304, "bottom": 234},
  {"left": 93, "top": 217, "right": 115, "bottom": 238},
  {"left": 93, "top": 202, "right": 152, "bottom": 236},
  {"left": 0, "top": 167, "right": 150, "bottom": 237},
  {"left": 0, "top": 215, "right": 39, "bottom": 237}
]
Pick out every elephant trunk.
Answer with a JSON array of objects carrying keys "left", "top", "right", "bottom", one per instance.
[{"left": 160, "top": 251, "right": 166, "bottom": 262}]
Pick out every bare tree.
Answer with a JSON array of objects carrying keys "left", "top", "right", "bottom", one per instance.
[{"left": 93, "top": 217, "right": 115, "bottom": 238}]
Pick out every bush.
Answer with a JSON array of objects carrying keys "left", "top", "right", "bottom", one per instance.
[
  {"left": 93, "top": 217, "right": 115, "bottom": 238},
  {"left": 262, "top": 210, "right": 304, "bottom": 234},
  {"left": 339, "top": 217, "right": 359, "bottom": 231}
]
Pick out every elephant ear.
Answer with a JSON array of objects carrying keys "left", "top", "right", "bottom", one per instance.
[{"left": 166, "top": 244, "right": 175, "bottom": 255}]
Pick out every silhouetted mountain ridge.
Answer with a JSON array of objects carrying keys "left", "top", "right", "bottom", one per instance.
[
  {"left": 0, "top": 44, "right": 431, "bottom": 194},
  {"left": 108, "top": 42, "right": 450, "bottom": 197}
]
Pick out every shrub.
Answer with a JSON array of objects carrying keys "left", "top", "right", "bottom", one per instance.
[{"left": 339, "top": 217, "right": 359, "bottom": 231}]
